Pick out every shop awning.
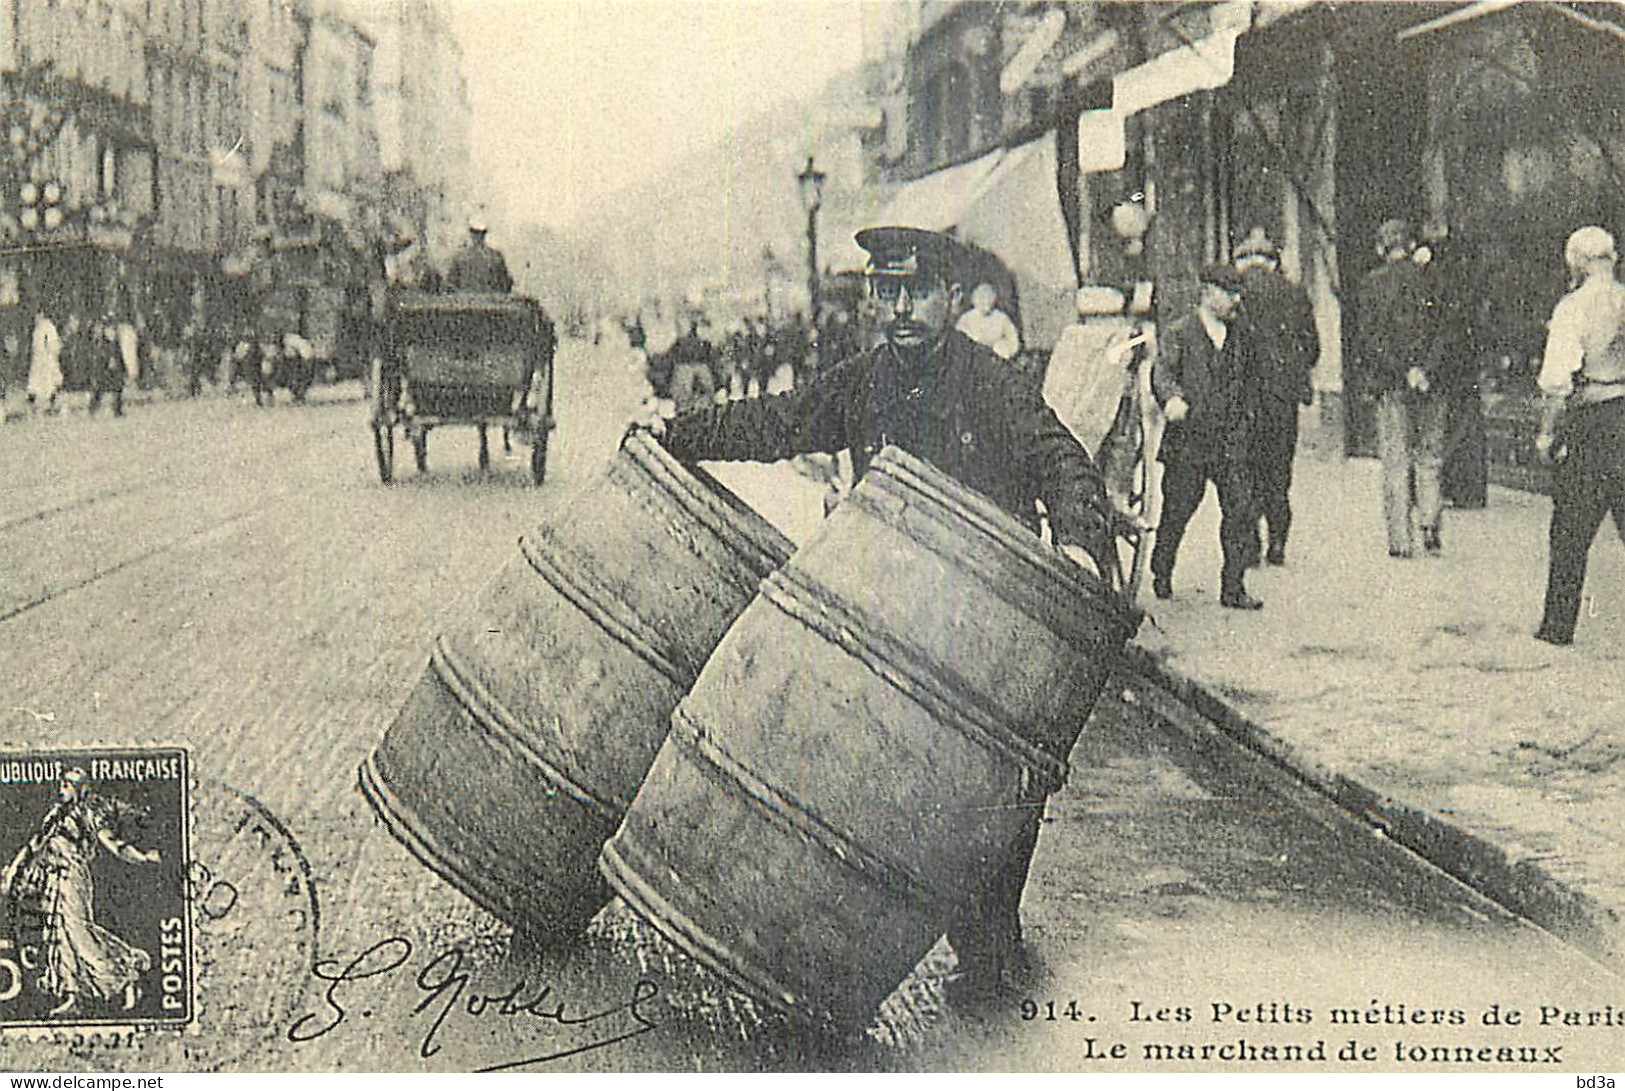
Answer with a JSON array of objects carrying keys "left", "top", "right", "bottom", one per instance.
[
  {"left": 863, "top": 138, "right": 1076, "bottom": 349},
  {"left": 875, "top": 148, "right": 1007, "bottom": 233},
  {"left": 954, "top": 133, "right": 1078, "bottom": 351},
  {"left": 823, "top": 183, "right": 897, "bottom": 275}
]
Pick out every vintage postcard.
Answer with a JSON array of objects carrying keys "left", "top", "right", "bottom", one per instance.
[{"left": 1, "top": 0, "right": 1623, "bottom": 1076}]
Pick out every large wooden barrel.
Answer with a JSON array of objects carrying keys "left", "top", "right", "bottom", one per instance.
[
  {"left": 360, "top": 431, "right": 794, "bottom": 940},
  {"left": 600, "top": 446, "right": 1140, "bottom": 1029}
]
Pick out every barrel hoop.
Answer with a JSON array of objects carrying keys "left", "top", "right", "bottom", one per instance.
[
  {"left": 762, "top": 567, "right": 1068, "bottom": 792},
  {"left": 598, "top": 837, "right": 811, "bottom": 1019},
  {"left": 604, "top": 457, "right": 772, "bottom": 606},
  {"left": 847, "top": 486, "right": 1117, "bottom": 655},
  {"left": 357, "top": 754, "right": 529, "bottom": 926},
  {"left": 430, "top": 637, "right": 621, "bottom": 823},
  {"left": 668, "top": 705, "right": 956, "bottom": 907},
  {"left": 871, "top": 446, "right": 1092, "bottom": 593},
  {"left": 518, "top": 531, "right": 693, "bottom": 687},
  {"left": 620, "top": 432, "right": 794, "bottom": 578},
  {"left": 862, "top": 451, "right": 1138, "bottom": 647}
]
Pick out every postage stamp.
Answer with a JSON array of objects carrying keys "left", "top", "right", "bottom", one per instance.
[{"left": 0, "top": 748, "right": 191, "bottom": 1029}]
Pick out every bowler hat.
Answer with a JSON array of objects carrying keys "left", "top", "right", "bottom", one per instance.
[{"left": 1234, "top": 227, "right": 1279, "bottom": 261}]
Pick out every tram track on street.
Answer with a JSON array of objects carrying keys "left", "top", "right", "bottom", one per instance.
[
  {"left": 0, "top": 405, "right": 336, "bottom": 533},
  {"left": 0, "top": 413, "right": 352, "bottom": 625},
  {"left": 0, "top": 473, "right": 168, "bottom": 534}
]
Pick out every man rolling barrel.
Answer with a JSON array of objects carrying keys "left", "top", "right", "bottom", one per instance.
[{"left": 645, "top": 225, "right": 1120, "bottom": 1003}]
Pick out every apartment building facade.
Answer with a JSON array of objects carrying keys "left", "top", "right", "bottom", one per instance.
[{"left": 0, "top": 0, "right": 464, "bottom": 384}]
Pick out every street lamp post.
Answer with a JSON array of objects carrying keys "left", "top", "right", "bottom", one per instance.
[
  {"left": 796, "top": 156, "right": 825, "bottom": 366},
  {"left": 760, "top": 244, "right": 777, "bottom": 322}
]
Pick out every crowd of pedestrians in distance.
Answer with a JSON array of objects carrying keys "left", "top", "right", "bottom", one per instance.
[
  {"left": 627, "top": 304, "right": 849, "bottom": 418},
  {"left": 0, "top": 219, "right": 520, "bottom": 424},
  {"left": 2, "top": 303, "right": 331, "bottom": 422}
]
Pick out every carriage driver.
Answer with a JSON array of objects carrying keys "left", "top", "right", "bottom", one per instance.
[
  {"left": 445, "top": 217, "right": 514, "bottom": 294},
  {"left": 647, "top": 225, "right": 1121, "bottom": 1002}
]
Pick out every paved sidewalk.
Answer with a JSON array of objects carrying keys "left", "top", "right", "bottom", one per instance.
[{"left": 1133, "top": 450, "right": 1625, "bottom": 963}]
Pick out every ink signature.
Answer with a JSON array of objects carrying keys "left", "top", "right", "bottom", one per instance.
[{"left": 286, "top": 936, "right": 660, "bottom": 1071}]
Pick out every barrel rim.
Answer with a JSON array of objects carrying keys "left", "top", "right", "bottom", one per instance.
[
  {"left": 358, "top": 752, "right": 539, "bottom": 928},
  {"left": 598, "top": 835, "right": 821, "bottom": 1023},
  {"left": 870, "top": 445, "right": 1138, "bottom": 628},
  {"left": 622, "top": 430, "right": 794, "bottom": 574}
]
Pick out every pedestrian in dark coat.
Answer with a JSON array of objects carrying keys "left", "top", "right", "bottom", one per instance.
[
  {"left": 245, "top": 339, "right": 278, "bottom": 407},
  {"left": 665, "top": 317, "right": 718, "bottom": 413},
  {"left": 85, "top": 318, "right": 125, "bottom": 418},
  {"left": 1149, "top": 263, "right": 1263, "bottom": 609},
  {"left": 1355, "top": 219, "right": 1450, "bottom": 557},
  {"left": 1232, "top": 229, "right": 1319, "bottom": 566},
  {"left": 654, "top": 226, "right": 1117, "bottom": 1004}
]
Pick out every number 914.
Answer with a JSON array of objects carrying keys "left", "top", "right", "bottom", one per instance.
[{"left": 1021, "top": 999, "right": 1091, "bottom": 1022}]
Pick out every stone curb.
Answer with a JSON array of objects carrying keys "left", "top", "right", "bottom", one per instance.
[{"left": 1112, "top": 640, "right": 1622, "bottom": 970}]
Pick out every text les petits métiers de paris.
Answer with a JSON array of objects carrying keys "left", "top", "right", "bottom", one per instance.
[{"left": 1127, "top": 999, "right": 1625, "bottom": 1027}]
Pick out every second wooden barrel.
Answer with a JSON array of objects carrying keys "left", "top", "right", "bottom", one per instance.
[
  {"left": 601, "top": 445, "right": 1140, "bottom": 1029},
  {"left": 361, "top": 431, "right": 794, "bottom": 940}
]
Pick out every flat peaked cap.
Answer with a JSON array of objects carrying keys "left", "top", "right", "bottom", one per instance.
[
  {"left": 857, "top": 226, "right": 983, "bottom": 282},
  {"left": 1234, "top": 226, "right": 1279, "bottom": 260}
]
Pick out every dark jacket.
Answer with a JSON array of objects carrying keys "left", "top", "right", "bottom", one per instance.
[
  {"left": 445, "top": 243, "right": 513, "bottom": 294},
  {"left": 86, "top": 329, "right": 124, "bottom": 393},
  {"left": 661, "top": 329, "right": 1110, "bottom": 552},
  {"left": 1237, "top": 268, "right": 1318, "bottom": 409},
  {"left": 1153, "top": 313, "right": 1253, "bottom": 464},
  {"left": 1356, "top": 258, "right": 1439, "bottom": 396}
]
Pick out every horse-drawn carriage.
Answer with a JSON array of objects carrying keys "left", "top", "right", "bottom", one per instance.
[{"left": 371, "top": 290, "right": 555, "bottom": 485}]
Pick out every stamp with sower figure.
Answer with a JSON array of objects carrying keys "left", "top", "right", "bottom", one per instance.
[{"left": 0, "top": 748, "right": 191, "bottom": 1028}]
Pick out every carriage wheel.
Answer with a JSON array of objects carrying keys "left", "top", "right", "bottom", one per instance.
[
  {"left": 477, "top": 425, "right": 491, "bottom": 472},
  {"left": 373, "top": 424, "right": 394, "bottom": 484},
  {"left": 413, "top": 430, "right": 429, "bottom": 474},
  {"left": 530, "top": 428, "right": 548, "bottom": 486}
]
